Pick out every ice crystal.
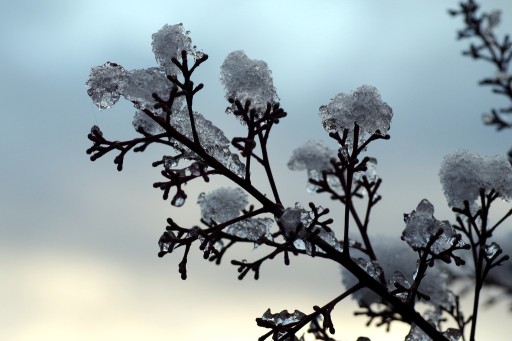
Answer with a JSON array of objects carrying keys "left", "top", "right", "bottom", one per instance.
[
  {"left": 439, "top": 150, "right": 512, "bottom": 208},
  {"left": 388, "top": 271, "right": 411, "bottom": 301},
  {"left": 288, "top": 140, "right": 338, "bottom": 192},
  {"left": 354, "top": 157, "right": 378, "bottom": 183},
  {"left": 354, "top": 258, "right": 382, "bottom": 280},
  {"left": 152, "top": 23, "right": 196, "bottom": 76},
  {"left": 225, "top": 218, "right": 274, "bottom": 242},
  {"left": 318, "top": 85, "right": 393, "bottom": 144},
  {"left": 122, "top": 67, "right": 174, "bottom": 111},
  {"left": 486, "top": 232, "right": 512, "bottom": 289},
  {"left": 198, "top": 188, "right": 248, "bottom": 223},
  {"left": 276, "top": 204, "right": 342, "bottom": 254},
  {"left": 484, "top": 242, "right": 501, "bottom": 259},
  {"left": 86, "top": 62, "right": 127, "bottom": 109},
  {"left": 220, "top": 50, "right": 279, "bottom": 118},
  {"left": 171, "top": 190, "right": 187, "bottom": 207},
  {"left": 170, "top": 108, "right": 245, "bottom": 176},
  {"left": 132, "top": 110, "right": 165, "bottom": 135},
  {"left": 260, "top": 308, "right": 306, "bottom": 326},
  {"left": 402, "top": 199, "right": 457, "bottom": 254},
  {"left": 288, "top": 140, "right": 337, "bottom": 172}
]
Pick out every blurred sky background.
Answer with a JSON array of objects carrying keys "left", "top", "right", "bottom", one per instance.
[{"left": 2, "top": 1, "right": 512, "bottom": 340}]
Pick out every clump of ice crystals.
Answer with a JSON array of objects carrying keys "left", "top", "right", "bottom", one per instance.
[
  {"left": 439, "top": 150, "right": 512, "bottom": 208},
  {"left": 152, "top": 23, "right": 201, "bottom": 76},
  {"left": 276, "top": 203, "right": 343, "bottom": 254},
  {"left": 402, "top": 199, "right": 457, "bottom": 254},
  {"left": 288, "top": 140, "right": 336, "bottom": 172},
  {"left": 341, "top": 236, "right": 454, "bottom": 308},
  {"left": 225, "top": 217, "right": 274, "bottom": 242},
  {"left": 260, "top": 308, "right": 305, "bottom": 326},
  {"left": 172, "top": 108, "right": 245, "bottom": 176},
  {"left": 86, "top": 62, "right": 127, "bottom": 109},
  {"left": 354, "top": 157, "right": 378, "bottom": 183},
  {"left": 220, "top": 50, "right": 279, "bottom": 117},
  {"left": 319, "top": 85, "right": 393, "bottom": 145},
  {"left": 198, "top": 187, "right": 248, "bottom": 223},
  {"left": 122, "top": 67, "right": 175, "bottom": 111},
  {"left": 287, "top": 140, "right": 338, "bottom": 192},
  {"left": 354, "top": 258, "right": 382, "bottom": 280},
  {"left": 387, "top": 271, "right": 411, "bottom": 302},
  {"left": 198, "top": 188, "right": 273, "bottom": 241}
]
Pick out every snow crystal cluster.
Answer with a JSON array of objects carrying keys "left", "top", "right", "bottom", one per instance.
[
  {"left": 87, "top": 24, "right": 196, "bottom": 111},
  {"left": 341, "top": 236, "right": 454, "bottom": 309},
  {"left": 276, "top": 203, "right": 343, "bottom": 254},
  {"left": 319, "top": 85, "right": 393, "bottom": 145},
  {"left": 402, "top": 199, "right": 459, "bottom": 254},
  {"left": 151, "top": 23, "right": 203, "bottom": 76},
  {"left": 86, "top": 24, "right": 245, "bottom": 177},
  {"left": 220, "top": 50, "right": 279, "bottom": 118},
  {"left": 259, "top": 308, "right": 306, "bottom": 327},
  {"left": 287, "top": 140, "right": 378, "bottom": 194},
  {"left": 198, "top": 188, "right": 273, "bottom": 242},
  {"left": 287, "top": 140, "right": 337, "bottom": 192},
  {"left": 439, "top": 150, "right": 512, "bottom": 208}
]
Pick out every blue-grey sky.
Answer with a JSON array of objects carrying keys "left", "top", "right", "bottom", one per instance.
[{"left": 1, "top": 1, "right": 512, "bottom": 340}]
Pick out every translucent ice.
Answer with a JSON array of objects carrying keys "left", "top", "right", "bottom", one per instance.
[
  {"left": 132, "top": 110, "right": 165, "bottom": 135},
  {"left": 220, "top": 50, "right": 279, "bottom": 117},
  {"left": 318, "top": 85, "right": 393, "bottom": 144},
  {"left": 388, "top": 271, "right": 411, "bottom": 301},
  {"left": 439, "top": 150, "right": 512, "bottom": 208},
  {"left": 170, "top": 108, "right": 246, "bottom": 176},
  {"left": 152, "top": 23, "right": 196, "bottom": 76},
  {"left": 260, "top": 308, "right": 305, "bottom": 326},
  {"left": 288, "top": 140, "right": 337, "bottom": 172},
  {"left": 122, "top": 67, "right": 174, "bottom": 111},
  {"left": 86, "top": 62, "right": 127, "bottom": 109},
  {"left": 198, "top": 188, "right": 248, "bottom": 223},
  {"left": 276, "top": 204, "right": 342, "bottom": 254},
  {"left": 354, "top": 258, "right": 382, "bottom": 280},
  {"left": 354, "top": 157, "right": 378, "bottom": 183},
  {"left": 225, "top": 217, "right": 274, "bottom": 242},
  {"left": 484, "top": 242, "right": 501, "bottom": 259},
  {"left": 401, "top": 199, "right": 457, "bottom": 254}
]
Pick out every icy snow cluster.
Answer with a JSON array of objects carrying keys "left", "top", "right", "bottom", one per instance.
[
  {"left": 341, "top": 236, "right": 454, "bottom": 309},
  {"left": 259, "top": 308, "right": 306, "bottom": 327},
  {"left": 198, "top": 188, "right": 273, "bottom": 242},
  {"left": 276, "top": 203, "right": 343, "bottom": 254},
  {"left": 86, "top": 24, "right": 245, "bottom": 176},
  {"left": 287, "top": 140, "right": 337, "bottom": 192},
  {"left": 319, "top": 85, "right": 393, "bottom": 144},
  {"left": 220, "top": 50, "right": 279, "bottom": 118},
  {"left": 402, "top": 199, "right": 458, "bottom": 254},
  {"left": 439, "top": 150, "right": 512, "bottom": 208},
  {"left": 151, "top": 23, "right": 203, "bottom": 76},
  {"left": 287, "top": 140, "right": 378, "bottom": 193}
]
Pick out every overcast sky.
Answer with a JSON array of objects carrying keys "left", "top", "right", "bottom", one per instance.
[{"left": 1, "top": 1, "right": 512, "bottom": 340}]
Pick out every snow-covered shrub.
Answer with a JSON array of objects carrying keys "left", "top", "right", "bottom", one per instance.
[{"left": 85, "top": 5, "right": 512, "bottom": 339}]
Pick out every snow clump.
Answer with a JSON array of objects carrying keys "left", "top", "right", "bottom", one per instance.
[
  {"left": 220, "top": 50, "right": 279, "bottom": 118},
  {"left": 439, "top": 150, "right": 512, "bottom": 208},
  {"left": 319, "top": 85, "right": 393, "bottom": 145}
]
